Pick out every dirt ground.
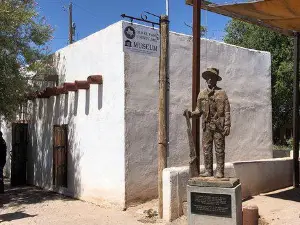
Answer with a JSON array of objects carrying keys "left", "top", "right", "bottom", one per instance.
[
  {"left": 0, "top": 180, "right": 165, "bottom": 225},
  {"left": 245, "top": 187, "right": 300, "bottom": 225},
  {"left": 1, "top": 181, "right": 300, "bottom": 225}
]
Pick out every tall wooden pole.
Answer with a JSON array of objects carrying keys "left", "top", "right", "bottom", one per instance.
[
  {"left": 192, "top": 0, "right": 201, "bottom": 169},
  {"left": 158, "top": 15, "right": 169, "bottom": 219},
  {"left": 69, "top": 2, "right": 73, "bottom": 44},
  {"left": 293, "top": 32, "right": 300, "bottom": 188}
]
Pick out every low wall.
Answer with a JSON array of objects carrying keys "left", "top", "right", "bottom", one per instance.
[
  {"left": 234, "top": 158, "right": 293, "bottom": 199},
  {"left": 163, "top": 158, "right": 294, "bottom": 222},
  {"left": 273, "top": 149, "right": 292, "bottom": 158}
]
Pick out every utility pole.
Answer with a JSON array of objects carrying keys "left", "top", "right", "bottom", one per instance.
[
  {"left": 69, "top": 2, "right": 74, "bottom": 44},
  {"left": 158, "top": 15, "right": 169, "bottom": 219}
]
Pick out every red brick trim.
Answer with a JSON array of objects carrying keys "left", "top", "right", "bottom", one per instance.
[
  {"left": 75, "top": 80, "right": 90, "bottom": 90},
  {"left": 64, "top": 82, "right": 78, "bottom": 92},
  {"left": 87, "top": 75, "right": 103, "bottom": 84}
]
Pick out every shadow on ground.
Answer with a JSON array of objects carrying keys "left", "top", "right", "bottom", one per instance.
[
  {"left": 264, "top": 188, "right": 300, "bottom": 202},
  {"left": 0, "top": 211, "right": 37, "bottom": 223},
  {"left": 0, "top": 179, "right": 74, "bottom": 208}
]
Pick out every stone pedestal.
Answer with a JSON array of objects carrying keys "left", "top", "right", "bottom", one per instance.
[{"left": 187, "top": 177, "right": 242, "bottom": 225}]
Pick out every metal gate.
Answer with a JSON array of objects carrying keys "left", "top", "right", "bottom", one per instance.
[
  {"left": 53, "top": 125, "right": 68, "bottom": 188},
  {"left": 11, "top": 123, "right": 28, "bottom": 186}
]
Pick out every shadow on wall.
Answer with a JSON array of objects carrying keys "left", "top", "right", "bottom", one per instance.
[
  {"left": 98, "top": 84, "right": 103, "bottom": 110},
  {"left": 66, "top": 96, "right": 82, "bottom": 198},
  {"left": 28, "top": 67, "right": 104, "bottom": 199},
  {"left": 74, "top": 92, "right": 79, "bottom": 116},
  {"left": 30, "top": 97, "right": 53, "bottom": 187},
  {"left": 29, "top": 91, "right": 83, "bottom": 198},
  {"left": 85, "top": 89, "right": 90, "bottom": 115}
]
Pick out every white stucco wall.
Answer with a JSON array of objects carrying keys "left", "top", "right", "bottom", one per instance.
[
  {"left": 124, "top": 23, "right": 272, "bottom": 204},
  {"left": 27, "top": 21, "right": 126, "bottom": 206}
]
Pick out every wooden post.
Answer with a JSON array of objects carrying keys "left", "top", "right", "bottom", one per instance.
[
  {"left": 192, "top": 0, "right": 201, "bottom": 169},
  {"left": 293, "top": 32, "right": 300, "bottom": 188},
  {"left": 158, "top": 15, "right": 169, "bottom": 219}
]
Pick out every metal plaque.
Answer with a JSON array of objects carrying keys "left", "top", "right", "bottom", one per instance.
[
  {"left": 191, "top": 192, "right": 232, "bottom": 218},
  {"left": 122, "top": 22, "right": 160, "bottom": 57}
]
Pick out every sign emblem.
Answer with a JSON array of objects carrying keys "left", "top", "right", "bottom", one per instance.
[
  {"left": 125, "top": 40, "right": 132, "bottom": 47},
  {"left": 124, "top": 26, "right": 136, "bottom": 39}
]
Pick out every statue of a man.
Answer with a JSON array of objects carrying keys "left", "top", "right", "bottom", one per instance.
[{"left": 187, "top": 68, "right": 231, "bottom": 178}]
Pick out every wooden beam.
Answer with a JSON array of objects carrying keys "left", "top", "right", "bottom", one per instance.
[
  {"left": 185, "top": 0, "right": 293, "bottom": 36},
  {"left": 87, "top": 75, "right": 103, "bottom": 84},
  {"left": 192, "top": 0, "right": 201, "bottom": 171},
  {"left": 293, "top": 32, "right": 300, "bottom": 188},
  {"left": 75, "top": 81, "right": 90, "bottom": 90},
  {"left": 158, "top": 15, "right": 169, "bottom": 219}
]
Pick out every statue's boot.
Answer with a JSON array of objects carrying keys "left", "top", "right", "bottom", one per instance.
[
  {"left": 200, "top": 153, "right": 213, "bottom": 177},
  {"left": 215, "top": 152, "right": 225, "bottom": 178}
]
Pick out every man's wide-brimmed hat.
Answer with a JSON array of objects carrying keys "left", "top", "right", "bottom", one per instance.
[{"left": 202, "top": 68, "right": 222, "bottom": 81}]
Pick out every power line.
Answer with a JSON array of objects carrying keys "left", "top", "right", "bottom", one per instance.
[
  {"left": 72, "top": 2, "right": 98, "bottom": 19},
  {"left": 39, "top": 1, "right": 63, "bottom": 3}
]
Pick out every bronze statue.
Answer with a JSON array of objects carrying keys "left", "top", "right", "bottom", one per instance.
[{"left": 186, "top": 68, "right": 231, "bottom": 178}]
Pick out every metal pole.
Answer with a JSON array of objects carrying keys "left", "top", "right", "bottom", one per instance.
[
  {"left": 69, "top": 2, "right": 73, "bottom": 44},
  {"left": 158, "top": 15, "right": 169, "bottom": 218},
  {"left": 293, "top": 32, "right": 300, "bottom": 188},
  {"left": 166, "top": 0, "right": 169, "bottom": 16},
  {"left": 192, "top": 0, "right": 201, "bottom": 169}
]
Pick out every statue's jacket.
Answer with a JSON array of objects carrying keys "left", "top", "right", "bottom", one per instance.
[{"left": 192, "top": 87, "right": 231, "bottom": 132}]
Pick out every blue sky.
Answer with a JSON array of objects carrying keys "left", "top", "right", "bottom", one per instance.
[{"left": 36, "top": 0, "right": 233, "bottom": 52}]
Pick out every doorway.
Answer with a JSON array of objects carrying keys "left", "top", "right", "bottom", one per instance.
[
  {"left": 53, "top": 125, "right": 68, "bottom": 188},
  {"left": 11, "top": 123, "right": 28, "bottom": 186}
]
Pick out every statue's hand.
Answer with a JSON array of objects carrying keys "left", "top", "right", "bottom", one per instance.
[
  {"left": 223, "top": 126, "right": 230, "bottom": 136},
  {"left": 183, "top": 109, "right": 192, "bottom": 118}
]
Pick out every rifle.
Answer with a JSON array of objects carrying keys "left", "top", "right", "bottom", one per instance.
[{"left": 184, "top": 110, "right": 199, "bottom": 178}]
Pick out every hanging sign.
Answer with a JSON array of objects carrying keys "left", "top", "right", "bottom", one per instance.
[{"left": 122, "top": 23, "right": 160, "bottom": 57}]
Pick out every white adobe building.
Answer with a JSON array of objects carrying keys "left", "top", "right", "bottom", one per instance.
[{"left": 2, "top": 21, "right": 272, "bottom": 208}]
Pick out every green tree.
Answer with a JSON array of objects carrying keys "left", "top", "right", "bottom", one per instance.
[
  {"left": 224, "top": 20, "right": 293, "bottom": 141},
  {"left": 0, "top": 0, "right": 53, "bottom": 120}
]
